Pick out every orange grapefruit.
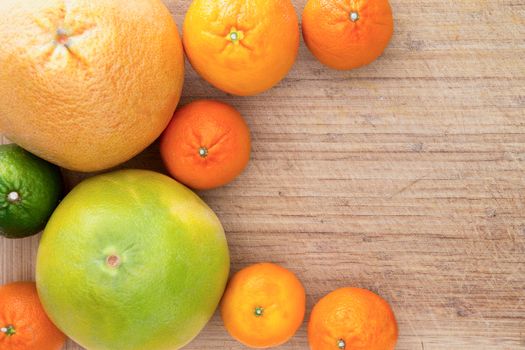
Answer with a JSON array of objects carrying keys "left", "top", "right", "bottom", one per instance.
[{"left": 0, "top": 0, "right": 184, "bottom": 171}]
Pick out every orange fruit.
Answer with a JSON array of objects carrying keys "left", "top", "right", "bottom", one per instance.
[
  {"left": 160, "top": 100, "right": 251, "bottom": 190},
  {"left": 302, "top": 0, "right": 394, "bottom": 70},
  {"left": 0, "top": 282, "right": 66, "bottom": 350},
  {"left": 308, "top": 287, "right": 398, "bottom": 350},
  {"left": 220, "top": 263, "right": 306, "bottom": 348},
  {"left": 183, "top": 0, "right": 300, "bottom": 96},
  {"left": 0, "top": 0, "right": 184, "bottom": 172}
]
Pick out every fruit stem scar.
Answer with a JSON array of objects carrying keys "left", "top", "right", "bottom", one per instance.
[
  {"left": 226, "top": 27, "right": 244, "bottom": 44},
  {"left": 106, "top": 255, "right": 121, "bottom": 268},
  {"left": 55, "top": 28, "right": 70, "bottom": 46},
  {"left": 1, "top": 325, "right": 16, "bottom": 336},
  {"left": 7, "top": 191, "right": 20, "bottom": 203},
  {"left": 254, "top": 307, "right": 264, "bottom": 317},
  {"left": 198, "top": 147, "right": 208, "bottom": 158},
  {"left": 349, "top": 11, "right": 360, "bottom": 22},
  {"left": 337, "top": 339, "right": 346, "bottom": 349}
]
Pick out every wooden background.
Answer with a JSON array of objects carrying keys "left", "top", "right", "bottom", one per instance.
[{"left": 1, "top": 0, "right": 524, "bottom": 349}]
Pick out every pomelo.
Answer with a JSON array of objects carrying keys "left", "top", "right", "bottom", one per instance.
[
  {"left": 0, "top": 0, "right": 184, "bottom": 172},
  {"left": 36, "top": 170, "right": 230, "bottom": 350}
]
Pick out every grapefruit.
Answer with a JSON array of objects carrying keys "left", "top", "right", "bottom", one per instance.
[
  {"left": 0, "top": 0, "right": 184, "bottom": 172},
  {"left": 36, "top": 170, "right": 230, "bottom": 350}
]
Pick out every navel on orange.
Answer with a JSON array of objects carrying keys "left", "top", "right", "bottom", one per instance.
[
  {"left": 183, "top": 0, "right": 300, "bottom": 96},
  {"left": 308, "top": 287, "right": 398, "bottom": 350},
  {"left": 302, "top": 0, "right": 394, "bottom": 70},
  {"left": 0, "top": 282, "right": 66, "bottom": 350},
  {"left": 221, "top": 263, "right": 306, "bottom": 348}
]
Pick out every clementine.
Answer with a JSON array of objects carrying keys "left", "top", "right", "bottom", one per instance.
[
  {"left": 0, "top": 0, "right": 184, "bottom": 171},
  {"left": 308, "top": 287, "right": 398, "bottom": 350},
  {"left": 183, "top": 0, "right": 299, "bottom": 96},
  {"left": 160, "top": 100, "right": 251, "bottom": 190},
  {"left": 0, "top": 282, "right": 66, "bottom": 350},
  {"left": 220, "top": 263, "right": 306, "bottom": 348},
  {"left": 302, "top": 0, "right": 394, "bottom": 70}
]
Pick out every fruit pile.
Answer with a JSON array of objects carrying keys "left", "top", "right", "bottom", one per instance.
[{"left": 0, "top": 0, "right": 397, "bottom": 349}]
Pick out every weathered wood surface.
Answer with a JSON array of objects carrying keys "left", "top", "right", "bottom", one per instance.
[{"left": 1, "top": 0, "right": 524, "bottom": 349}]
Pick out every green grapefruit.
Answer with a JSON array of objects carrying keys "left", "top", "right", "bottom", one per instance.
[{"left": 36, "top": 169, "right": 230, "bottom": 350}]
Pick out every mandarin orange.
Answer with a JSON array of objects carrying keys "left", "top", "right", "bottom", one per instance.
[
  {"left": 0, "top": 282, "right": 66, "bottom": 350},
  {"left": 183, "top": 0, "right": 299, "bottom": 96},
  {"left": 160, "top": 100, "right": 251, "bottom": 190},
  {"left": 302, "top": 0, "right": 394, "bottom": 70},
  {"left": 221, "top": 263, "right": 306, "bottom": 348},
  {"left": 308, "top": 287, "right": 398, "bottom": 350}
]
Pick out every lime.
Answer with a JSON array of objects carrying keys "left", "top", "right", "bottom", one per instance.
[{"left": 0, "top": 144, "right": 63, "bottom": 238}]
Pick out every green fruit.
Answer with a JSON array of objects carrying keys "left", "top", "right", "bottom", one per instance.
[
  {"left": 36, "top": 169, "right": 230, "bottom": 350},
  {"left": 0, "top": 144, "right": 62, "bottom": 238}
]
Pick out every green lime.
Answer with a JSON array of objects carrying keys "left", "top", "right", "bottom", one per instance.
[{"left": 0, "top": 144, "right": 63, "bottom": 238}]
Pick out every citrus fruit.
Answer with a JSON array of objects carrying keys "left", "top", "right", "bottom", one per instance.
[
  {"left": 308, "top": 288, "right": 398, "bottom": 350},
  {"left": 36, "top": 169, "right": 230, "bottom": 350},
  {"left": 0, "top": 281, "right": 66, "bottom": 350},
  {"left": 220, "top": 263, "right": 306, "bottom": 348},
  {"left": 302, "top": 0, "right": 394, "bottom": 70},
  {"left": 183, "top": 0, "right": 300, "bottom": 96},
  {"left": 0, "top": 0, "right": 184, "bottom": 172},
  {"left": 160, "top": 100, "right": 251, "bottom": 190},
  {"left": 0, "top": 144, "right": 62, "bottom": 239}
]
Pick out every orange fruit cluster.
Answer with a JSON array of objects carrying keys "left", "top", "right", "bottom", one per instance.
[
  {"left": 220, "top": 263, "right": 398, "bottom": 349},
  {"left": 183, "top": 0, "right": 394, "bottom": 98},
  {"left": 1, "top": 0, "right": 398, "bottom": 349},
  {"left": 162, "top": 0, "right": 394, "bottom": 190}
]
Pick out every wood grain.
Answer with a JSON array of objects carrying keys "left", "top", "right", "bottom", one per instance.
[{"left": 1, "top": 0, "right": 525, "bottom": 349}]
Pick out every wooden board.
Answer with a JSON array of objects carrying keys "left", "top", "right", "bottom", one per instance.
[{"left": 1, "top": 0, "right": 524, "bottom": 349}]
